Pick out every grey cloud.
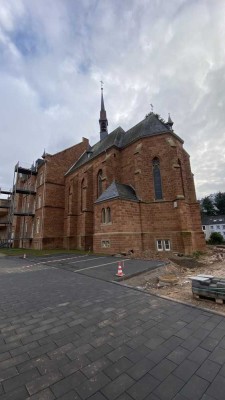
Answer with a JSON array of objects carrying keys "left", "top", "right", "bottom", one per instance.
[{"left": 0, "top": 0, "right": 224, "bottom": 198}]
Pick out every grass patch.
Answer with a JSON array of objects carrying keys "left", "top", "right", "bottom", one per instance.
[
  {"left": 192, "top": 250, "right": 205, "bottom": 259},
  {"left": 0, "top": 248, "right": 89, "bottom": 257}
]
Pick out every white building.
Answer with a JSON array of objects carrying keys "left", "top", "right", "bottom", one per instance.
[{"left": 202, "top": 215, "right": 225, "bottom": 241}]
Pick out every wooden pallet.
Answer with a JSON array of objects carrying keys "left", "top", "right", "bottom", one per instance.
[
  {"left": 191, "top": 275, "right": 225, "bottom": 305},
  {"left": 193, "top": 293, "right": 224, "bottom": 304}
]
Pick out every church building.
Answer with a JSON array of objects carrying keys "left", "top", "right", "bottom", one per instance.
[
  {"left": 63, "top": 88, "right": 205, "bottom": 255},
  {"left": 0, "top": 88, "right": 206, "bottom": 255}
]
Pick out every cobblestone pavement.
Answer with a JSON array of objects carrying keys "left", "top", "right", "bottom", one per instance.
[{"left": 0, "top": 255, "right": 225, "bottom": 400}]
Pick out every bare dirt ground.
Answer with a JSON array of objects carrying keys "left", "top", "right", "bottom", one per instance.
[{"left": 123, "top": 246, "right": 225, "bottom": 315}]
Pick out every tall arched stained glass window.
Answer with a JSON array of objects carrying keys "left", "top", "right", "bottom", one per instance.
[
  {"left": 153, "top": 157, "right": 163, "bottom": 200},
  {"left": 97, "top": 170, "right": 103, "bottom": 197}
]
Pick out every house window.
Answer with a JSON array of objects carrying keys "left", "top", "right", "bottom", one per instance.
[
  {"left": 202, "top": 225, "right": 206, "bottom": 231},
  {"left": 97, "top": 170, "right": 103, "bottom": 197},
  {"left": 153, "top": 158, "right": 163, "bottom": 200},
  {"left": 157, "top": 240, "right": 163, "bottom": 251},
  {"left": 164, "top": 240, "right": 171, "bottom": 251},
  {"left": 106, "top": 207, "right": 111, "bottom": 223},
  {"left": 216, "top": 225, "right": 220, "bottom": 229},
  {"left": 101, "top": 208, "right": 106, "bottom": 223},
  {"left": 210, "top": 226, "right": 214, "bottom": 229},
  {"left": 223, "top": 225, "right": 225, "bottom": 229},
  {"left": 156, "top": 239, "right": 171, "bottom": 252}
]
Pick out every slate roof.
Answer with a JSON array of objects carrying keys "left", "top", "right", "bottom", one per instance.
[
  {"left": 66, "top": 112, "right": 182, "bottom": 175},
  {"left": 95, "top": 181, "right": 139, "bottom": 203},
  {"left": 201, "top": 215, "right": 225, "bottom": 225},
  {"left": 121, "top": 112, "right": 171, "bottom": 147},
  {"left": 66, "top": 126, "right": 125, "bottom": 175}
]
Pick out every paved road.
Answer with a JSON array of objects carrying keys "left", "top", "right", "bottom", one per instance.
[
  {"left": 10, "top": 254, "right": 166, "bottom": 282},
  {"left": 0, "top": 254, "right": 225, "bottom": 399}
]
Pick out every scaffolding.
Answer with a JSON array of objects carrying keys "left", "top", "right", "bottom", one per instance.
[
  {"left": 5, "top": 162, "right": 37, "bottom": 247},
  {"left": 0, "top": 195, "right": 11, "bottom": 247}
]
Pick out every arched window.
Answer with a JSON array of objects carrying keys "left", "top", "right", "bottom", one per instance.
[
  {"left": 106, "top": 207, "right": 111, "bottom": 223},
  {"left": 97, "top": 170, "right": 103, "bottom": 197},
  {"left": 153, "top": 157, "right": 163, "bottom": 200},
  {"left": 101, "top": 208, "right": 106, "bottom": 223},
  {"left": 178, "top": 159, "right": 185, "bottom": 196}
]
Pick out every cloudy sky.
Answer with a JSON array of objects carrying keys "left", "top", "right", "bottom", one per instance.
[{"left": 0, "top": 0, "right": 224, "bottom": 199}]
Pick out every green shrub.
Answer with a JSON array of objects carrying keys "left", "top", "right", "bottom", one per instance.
[{"left": 208, "top": 232, "right": 224, "bottom": 245}]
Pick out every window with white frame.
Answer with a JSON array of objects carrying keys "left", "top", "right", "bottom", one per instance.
[
  {"left": 156, "top": 240, "right": 163, "bottom": 251},
  {"left": 156, "top": 239, "right": 171, "bottom": 252},
  {"left": 202, "top": 225, "right": 206, "bottom": 231},
  {"left": 216, "top": 225, "right": 220, "bottom": 229},
  {"left": 210, "top": 226, "right": 214, "bottom": 229},
  {"left": 164, "top": 240, "right": 171, "bottom": 251}
]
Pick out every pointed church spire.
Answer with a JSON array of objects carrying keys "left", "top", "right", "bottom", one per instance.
[
  {"left": 167, "top": 113, "right": 174, "bottom": 129},
  {"left": 99, "top": 81, "right": 108, "bottom": 141}
]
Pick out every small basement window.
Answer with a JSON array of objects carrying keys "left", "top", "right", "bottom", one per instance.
[
  {"left": 101, "top": 240, "right": 110, "bottom": 248},
  {"left": 164, "top": 240, "right": 171, "bottom": 251},
  {"left": 156, "top": 239, "right": 171, "bottom": 252},
  {"left": 156, "top": 240, "right": 163, "bottom": 251}
]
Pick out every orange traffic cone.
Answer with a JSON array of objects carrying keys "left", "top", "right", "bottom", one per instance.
[{"left": 116, "top": 261, "right": 125, "bottom": 277}]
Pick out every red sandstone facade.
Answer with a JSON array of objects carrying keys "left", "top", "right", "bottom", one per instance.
[
  {"left": 64, "top": 130, "right": 205, "bottom": 255},
  {"left": 0, "top": 95, "right": 205, "bottom": 255}
]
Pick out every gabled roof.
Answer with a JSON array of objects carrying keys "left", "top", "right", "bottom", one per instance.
[
  {"left": 66, "top": 112, "right": 182, "bottom": 175},
  {"left": 66, "top": 126, "right": 125, "bottom": 175},
  {"left": 201, "top": 215, "right": 225, "bottom": 225},
  {"left": 95, "top": 181, "right": 139, "bottom": 203}
]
